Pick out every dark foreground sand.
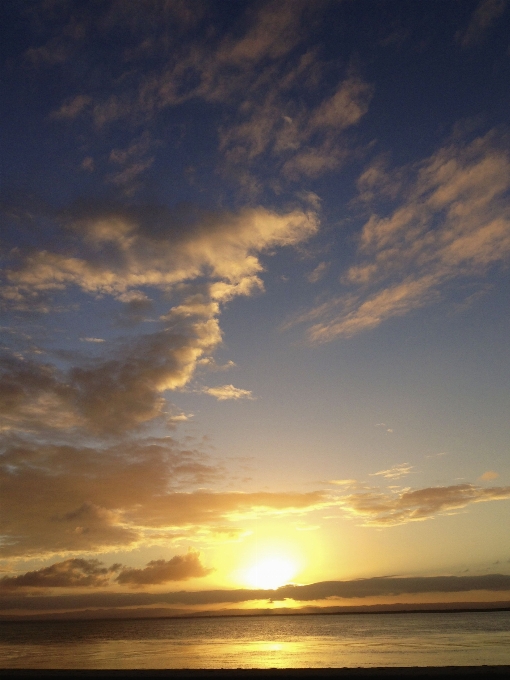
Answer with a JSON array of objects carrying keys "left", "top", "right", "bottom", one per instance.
[{"left": 1, "top": 668, "right": 509, "bottom": 679}]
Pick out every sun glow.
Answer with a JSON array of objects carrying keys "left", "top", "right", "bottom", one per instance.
[{"left": 244, "top": 556, "right": 297, "bottom": 590}]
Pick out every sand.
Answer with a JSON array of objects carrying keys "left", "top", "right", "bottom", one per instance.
[{"left": 1, "top": 668, "right": 509, "bottom": 679}]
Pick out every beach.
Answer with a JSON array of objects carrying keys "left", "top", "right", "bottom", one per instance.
[{"left": 1, "top": 667, "right": 510, "bottom": 679}]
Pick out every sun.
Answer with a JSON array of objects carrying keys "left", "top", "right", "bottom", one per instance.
[{"left": 244, "top": 556, "right": 297, "bottom": 590}]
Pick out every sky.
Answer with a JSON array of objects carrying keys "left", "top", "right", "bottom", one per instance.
[{"left": 1, "top": 0, "right": 510, "bottom": 618}]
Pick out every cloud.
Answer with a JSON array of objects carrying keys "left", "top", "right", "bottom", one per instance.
[
  {"left": 220, "top": 74, "right": 372, "bottom": 185},
  {"left": 115, "top": 552, "right": 212, "bottom": 586},
  {"left": 375, "top": 423, "right": 393, "bottom": 433},
  {"left": 0, "top": 316, "right": 222, "bottom": 435},
  {"left": 456, "top": 0, "right": 507, "bottom": 47},
  {"left": 36, "top": 2, "right": 370, "bottom": 191},
  {"left": 480, "top": 470, "right": 499, "bottom": 481},
  {"left": 0, "top": 559, "right": 119, "bottom": 590},
  {"left": 3, "top": 205, "right": 317, "bottom": 303},
  {"left": 370, "top": 463, "right": 414, "bottom": 479},
  {"left": 307, "top": 262, "right": 329, "bottom": 284},
  {"left": 290, "top": 129, "right": 510, "bottom": 342},
  {"left": 0, "top": 205, "right": 317, "bottom": 434},
  {"left": 338, "top": 483, "right": 510, "bottom": 526},
  {"left": 202, "top": 385, "right": 254, "bottom": 401},
  {"left": 0, "top": 552, "right": 211, "bottom": 590},
  {"left": 80, "top": 337, "right": 104, "bottom": 343},
  {"left": 0, "top": 439, "right": 328, "bottom": 559},
  {"left": 81, "top": 157, "right": 95, "bottom": 172},
  {"left": 0, "top": 354, "right": 82, "bottom": 433},
  {"left": 1, "top": 574, "right": 509, "bottom": 612},
  {"left": 107, "top": 132, "right": 159, "bottom": 195},
  {"left": 51, "top": 95, "right": 92, "bottom": 120},
  {"left": 328, "top": 479, "right": 358, "bottom": 487},
  {"left": 277, "top": 574, "right": 510, "bottom": 601},
  {"left": 0, "top": 438, "right": 217, "bottom": 558}
]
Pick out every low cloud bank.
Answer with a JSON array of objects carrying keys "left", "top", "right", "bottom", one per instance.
[{"left": 1, "top": 574, "right": 509, "bottom": 612}]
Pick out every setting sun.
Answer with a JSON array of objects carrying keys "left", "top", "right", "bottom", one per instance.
[{"left": 244, "top": 556, "right": 297, "bottom": 590}]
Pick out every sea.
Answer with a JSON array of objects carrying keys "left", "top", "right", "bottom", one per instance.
[{"left": 0, "top": 611, "right": 509, "bottom": 669}]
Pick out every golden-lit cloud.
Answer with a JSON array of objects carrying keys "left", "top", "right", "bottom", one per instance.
[
  {"left": 480, "top": 470, "right": 499, "bottom": 481},
  {"left": 338, "top": 483, "right": 510, "bottom": 526},
  {"left": 0, "top": 205, "right": 317, "bottom": 434},
  {"left": 0, "top": 552, "right": 211, "bottom": 590},
  {"left": 3, "top": 206, "right": 318, "bottom": 302},
  {"left": 202, "top": 385, "right": 254, "bottom": 401},
  {"left": 0, "top": 322, "right": 221, "bottom": 435},
  {"left": 0, "top": 559, "right": 119, "bottom": 590},
  {"left": 0, "top": 439, "right": 328, "bottom": 559},
  {"left": 369, "top": 463, "right": 414, "bottom": 479},
  {"left": 115, "top": 552, "right": 212, "bottom": 586},
  {"left": 291, "top": 130, "right": 510, "bottom": 342}
]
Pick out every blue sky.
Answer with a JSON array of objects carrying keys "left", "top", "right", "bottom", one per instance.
[{"left": 1, "top": 0, "right": 510, "bottom": 616}]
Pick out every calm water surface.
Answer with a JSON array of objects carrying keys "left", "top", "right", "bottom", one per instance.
[{"left": 1, "top": 611, "right": 509, "bottom": 669}]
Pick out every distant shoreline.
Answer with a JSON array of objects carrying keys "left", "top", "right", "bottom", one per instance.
[{"left": 0, "top": 603, "right": 509, "bottom": 624}]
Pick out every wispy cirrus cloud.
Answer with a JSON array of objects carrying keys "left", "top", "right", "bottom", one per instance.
[
  {"left": 34, "top": 1, "right": 371, "bottom": 194},
  {"left": 369, "top": 463, "right": 414, "bottom": 480},
  {"left": 220, "top": 73, "right": 372, "bottom": 187},
  {"left": 290, "top": 129, "right": 510, "bottom": 342},
  {"left": 307, "top": 261, "right": 329, "bottom": 284},
  {"left": 456, "top": 0, "right": 507, "bottom": 47}
]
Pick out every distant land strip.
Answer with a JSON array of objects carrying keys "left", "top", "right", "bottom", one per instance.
[{"left": 0, "top": 601, "right": 509, "bottom": 622}]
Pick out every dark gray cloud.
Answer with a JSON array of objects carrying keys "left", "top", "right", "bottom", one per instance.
[
  {"left": 277, "top": 574, "right": 510, "bottom": 601},
  {"left": 1, "top": 574, "right": 509, "bottom": 612},
  {"left": 0, "top": 558, "right": 119, "bottom": 590},
  {"left": 115, "top": 552, "right": 213, "bottom": 586},
  {"left": 0, "top": 552, "right": 211, "bottom": 590}
]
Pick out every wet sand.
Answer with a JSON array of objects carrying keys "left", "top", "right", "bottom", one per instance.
[{"left": 1, "top": 668, "right": 509, "bottom": 679}]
